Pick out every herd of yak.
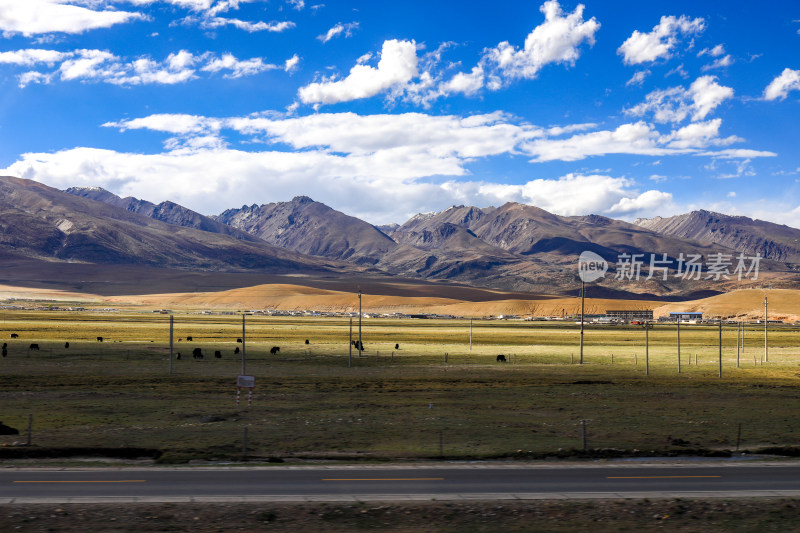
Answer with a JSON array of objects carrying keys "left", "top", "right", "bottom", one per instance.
[{"left": 3, "top": 333, "right": 509, "bottom": 362}]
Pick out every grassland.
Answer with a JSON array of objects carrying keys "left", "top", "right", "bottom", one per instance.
[{"left": 1, "top": 310, "right": 799, "bottom": 462}]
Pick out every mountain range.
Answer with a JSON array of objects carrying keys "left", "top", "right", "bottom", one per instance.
[{"left": 1, "top": 175, "right": 796, "bottom": 300}]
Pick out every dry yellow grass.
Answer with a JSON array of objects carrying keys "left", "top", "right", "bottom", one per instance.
[
  {"left": 4, "top": 279, "right": 800, "bottom": 320},
  {"left": 655, "top": 288, "right": 800, "bottom": 321}
]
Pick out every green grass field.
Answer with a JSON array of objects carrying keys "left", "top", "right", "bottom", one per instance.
[{"left": 1, "top": 311, "right": 799, "bottom": 462}]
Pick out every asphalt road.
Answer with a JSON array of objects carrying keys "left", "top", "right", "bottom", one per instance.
[{"left": 2, "top": 463, "right": 800, "bottom": 503}]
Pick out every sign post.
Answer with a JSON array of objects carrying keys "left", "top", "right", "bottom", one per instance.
[{"left": 236, "top": 375, "right": 255, "bottom": 407}]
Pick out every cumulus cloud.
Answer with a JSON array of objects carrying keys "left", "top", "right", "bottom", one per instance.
[
  {"left": 764, "top": 68, "right": 800, "bottom": 101},
  {"left": 607, "top": 189, "right": 673, "bottom": 215},
  {"left": 317, "top": 21, "right": 358, "bottom": 43},
  {"left": 618, "top": 14, "right": 705, "bottom": 65},
  {"left": 482, "top": 0, "right": 599, "bottom": 83},
  {"left": 521, "top": 122, "right": 677, "bottom": 162},
  {"left": 626, "top": 75, "right": 733, "bottom": 123},
  {"left": 104, "top": 109, "right": 769, "bottom": 168},
  {"left": 0, "top": 0, "right": 145, "bottom": 37},
  {"left": 3, "top": 108, "right": 771, "bottom": 223},
  {"left": 1, "top": 146, "right": 673, "bottom": 224},
  {"left": 297, "top": 39, "right": 419, "bottom": 106},
  {"left": 663, "top": 118, "right": 739, "bottom": 149}
]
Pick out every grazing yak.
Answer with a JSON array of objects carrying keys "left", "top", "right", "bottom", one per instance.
[
  {"left": 96, "top": 337, "right": 103, "bottom": 342},
  {"left": 1, "top": 343, "right": 6, "bottom": 357},
  {"left": 214, "top": 350, "right": 222, "bottom": 359},
  {"left": 192, "top": 347, "right": 203, "bottom": 359},
  {"left": 395, "top": 343, "right": 399, "bottom": 349},
  {"left": 352, "top": 340, "right": 364, "bottom": 351},
  {"left": 10, "top": 333, "right": 18, "bottom": 339},
  {"left": 270, "top": 346, "right": 280, "bottom": 355},
  {"left": 29, "top": 343, "right": 40, "bottom": 351},
  {"left": 187, "top": 336, "right": 193, "bottom": 341},
  {"left": 234, "top": 347, "right": 240, "bottom": 354},
  {"left": 305, "top": 339, "right": 309, "bottom": 344},
  {"left": 496, "top": 354, "right": 507, "bottom": 362},
  {"left": 236, "top": 338, "right": 242, "bottom": 343},
  {"left": 64, "top": 342, "right": 70, "bottom": 349}
]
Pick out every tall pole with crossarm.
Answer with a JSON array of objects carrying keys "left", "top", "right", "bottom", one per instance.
[
  {"left": 764, "top": 295, "right": 768, "bottom": 363},
  {"left": 579, "top": 280, "right": 585, "bottom": 364}
]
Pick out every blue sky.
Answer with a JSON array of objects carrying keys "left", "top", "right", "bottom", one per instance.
[{"left": 0, "top": 0, "right": 799, "bottom": 226}]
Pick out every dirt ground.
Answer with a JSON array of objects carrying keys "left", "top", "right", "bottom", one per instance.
[{"left": 2, "top": 498, "right": 799, "bottom": 532}]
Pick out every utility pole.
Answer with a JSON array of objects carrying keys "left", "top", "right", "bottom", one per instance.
[
  {"left": 736, "top": 320, "right": 741, "bottom": 368},
  {"left": 764, "top": 296, "right": 768, "bottom": 363},
  {"left": 169, "top": 314, "right": 174, "bottom": 375},
  {"left": 579, "top": 281, "right": 585, "bottom": 364},
  {"left": 241, "top": 314, "right": 246, "bottom": 375},
  {"left": 677, "top": 319, "right": 681, "bottom": 374},
  {"left": 348, "top": 317, "right": 352, "bottom": 368},
  {"left": 469, "top": 318, "right": 473, "bottom": 351},
  {"left": 358, "top": 287, "right": 362, "bottom": 357},
  {"left": 718, "top": 317, "right": 723, "bottom": 378},
  {"left": 645, "top": 322, "right": 649, "bottom": 376}
]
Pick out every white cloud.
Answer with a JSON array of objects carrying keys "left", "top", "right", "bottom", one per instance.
[
  {"left": 522, "top": 122, "right": 677, "bottom": 162},
  {"left": 0, "top": 0, "right": 145, "bottom": 37},
  {"left": 198, "top": 17, "right": 295, "bottom": 32},
  {"left": 618, "top": 15, "right": 705, "bottom": 65},
  {"left": 201, "top": 53, "right": 278, "bottom": 78},
  {"left": 663, "top": 118, "right": 739, "bottom": 149},
  {"left": 698, "top": 44, "right": 725, "bottom": 57},
  {"left": 3, "top": 48, "right": 278, "bottom": 86},
  {"left": 625, "top": 69, "right": 650, "bottom": 87},
  {"left": 694, "top": 148, "right": 776, "bottom": 159},
  {"left": 59, "top": 49, "right": 121, "bottom": 81},
  {"left": 440, "top": 66, "right": 485, "bottom": 96},
  {"left": 3, "top": 107, "right": 772, "bottom": 223},
  {"left": 626, "top": 75, "right": 733, "bottom": 123},
  {"left": 482, "top": 0, "right": 599, "bottom": 82},
  {"left": 0, "top": 48, "right": 68, "bottom": 65},
  {"left": 298, "top": 39, "right": 419, "bottom": 106},
  {"left": 1, "top": 146, "right": 672, "bottom": 224},
  {"left": 701, "top": 54, "right": 733, "bottom": 71},
  {"left": 689, "top": 76, "right": 734, "bottom": 120},
  {"left": 317, "top": 21, "right": 358, "bottom": 43},
  {"left": 607, "top": 189, "right": 673, "bottom": 215},
  {"left": 287, "top": 0, "right": 304, "bottom": 10},
  {"left": 104, "top": 113, "right": 220, "bottom": 135},
  {"left": 18, "top": 70, "right": 54, "bottom": 86},
  {"left": 764, "top": 68, "right": 800, "bottom": 101},
  {"left": 284, "top": 53, "right": 299, "bottom": 72}
]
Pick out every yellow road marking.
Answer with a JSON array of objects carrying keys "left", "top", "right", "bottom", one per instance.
[
  {"left": 13, "top": 480, "right": 146, "bottom": 484},
  {"left": 607, "top": 476, "right": 721, "bottom": 479},
  {"left": 322, "top": 478, "right": 444, "bottom": 482}
]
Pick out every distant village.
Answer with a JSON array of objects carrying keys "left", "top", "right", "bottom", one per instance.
[{"left": 0, "top": 300, "right": 788, "bottom": 325}]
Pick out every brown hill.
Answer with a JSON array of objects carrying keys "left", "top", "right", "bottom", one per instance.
[
  {"left": 0, "top": 176, "right": 345, "bottom": 274},
  {"left": 635, "top": 210, "right": 800, "bottom": 263},
  {"left": 65, "top": 186, "right": 251, "bottom": 240},
  {"left": 215, "top": 196, "right": 402, "bottom": 266}
]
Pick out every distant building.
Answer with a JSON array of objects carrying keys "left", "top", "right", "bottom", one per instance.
[
  {"left": 669, "top": 312, "right": 703, "bottom": 322},
  {"left": 605, "top": 309, "right": 654, "bottom": 322}
]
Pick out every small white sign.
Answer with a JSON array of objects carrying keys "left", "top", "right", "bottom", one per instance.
[{"left": 237, "top": 375, "right": 255, "bottom": 388}]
